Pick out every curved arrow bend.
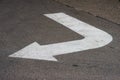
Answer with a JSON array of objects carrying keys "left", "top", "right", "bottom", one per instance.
[{"left": 9, "top": 13, "right": 113, "bottom": 61}]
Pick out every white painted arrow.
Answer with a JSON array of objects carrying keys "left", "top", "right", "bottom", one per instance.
[{"left": 9, "top": 13, "right": 113, "bottom": 61}]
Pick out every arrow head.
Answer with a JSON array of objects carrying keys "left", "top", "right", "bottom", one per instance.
[{"left": 9, "top": 42, "right": 58, "bottom": 61}]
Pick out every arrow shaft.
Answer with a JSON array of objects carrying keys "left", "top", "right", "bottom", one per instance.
[{"left": 43, "top": 13, "right": 112, "bottom": 56}]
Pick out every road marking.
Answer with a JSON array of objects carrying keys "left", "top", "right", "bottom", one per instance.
[{"left": 9, "top": 12, "right": 113, "bottom": 61}]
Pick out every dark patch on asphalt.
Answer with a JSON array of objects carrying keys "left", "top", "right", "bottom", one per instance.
[{"left": 72, "top": 64, "right": 79, "bottom": 67}]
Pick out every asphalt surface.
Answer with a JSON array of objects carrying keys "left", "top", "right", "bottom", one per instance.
[
  {"left": 0, "top": 0, "right": 120, "bottom": 80},
  {"left": 55, "top": 0, "right": 120, "bottom": 24}
]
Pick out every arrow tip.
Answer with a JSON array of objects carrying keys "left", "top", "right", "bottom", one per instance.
[{"left": 9, "top": 42, "right": 58, "bottom": 62}]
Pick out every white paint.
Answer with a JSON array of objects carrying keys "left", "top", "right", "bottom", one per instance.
[{"left": 9, "top": 13, "right": 113, "bottom": 61}]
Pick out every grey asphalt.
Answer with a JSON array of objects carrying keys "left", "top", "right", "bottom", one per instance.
[
  {"left": 55, "top": 0, "right": 120, "bottom": 24},
  {"left": 0, "top": 0, "right": 120, "bottom": 80}
]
